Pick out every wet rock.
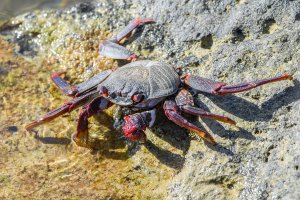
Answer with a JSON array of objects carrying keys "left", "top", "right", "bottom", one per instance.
[{"left": 0, "top": 0, "right": 299, "bottom": 199}]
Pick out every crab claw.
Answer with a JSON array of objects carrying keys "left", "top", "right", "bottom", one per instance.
[{"left": 122, "top": 109, "right": 156, "bottom": 142}]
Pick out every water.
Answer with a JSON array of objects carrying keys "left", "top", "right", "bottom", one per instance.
[{"left": 0, "top": 0, "right": 85, "bottom": 21}]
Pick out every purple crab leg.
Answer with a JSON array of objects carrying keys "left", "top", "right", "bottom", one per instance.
[
  {"left": 111, "top": 18, "right": 155, "bottom": 43},
  {"left": 163, "top": 100, "right": 216, "bottom": 145},
  {"left": 51, "top": 72, "right": 78, "bottom": 97},
  {"left": 25, "top": 91, "right": 98, "bottom": 131},
  {"left": 99, "top": 40, "right": 138, "bottom": 60},
  {"left": 175, "top": 89, "right": 236, "bottom": 125},
  {"left": 51, "top": 70, "right": 112, "bottom": 97},
  {"left": 74, "top": 96, "right": 111, "bottom": 147},
  {"left": 184, "top": 74, "right": 293, "bottom": 95},
  {"left": 181, "top": 105, "right": 236, "bottom": 125},
  {"left": 99, "top": 18, "right": 155, "bottom": 61}
]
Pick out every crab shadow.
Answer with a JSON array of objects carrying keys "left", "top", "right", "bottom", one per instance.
[
  {"left": 144, "top": 139, "right": 186, "bottom": 170},
  {"left": 34, "top": 112, "right": 129, "bottom": 160},
  {"left": 190, "top": 79, "right": 300, "bottom": 153},
  {"left": 34, "top": 135, "right": 72, "bottom": 145},
  {"left": 202, "top": 79, "right": 300, "bottom": 122},
  {"left": 149, "top": 80, "right": 300, "bottom": 160}
]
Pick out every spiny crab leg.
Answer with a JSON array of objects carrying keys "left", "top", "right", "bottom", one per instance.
[
  {"left": 99, "top": 18, "right": 155, "bottom": 61},
  {"left": 25, "top": 91, "right": 98, "bottom": 131},
  {"left": 184, "top": 74, "right": 293, "bottom": 95},
  {"left": 163, "top": 100, "right": 216, "bottom": 145}
]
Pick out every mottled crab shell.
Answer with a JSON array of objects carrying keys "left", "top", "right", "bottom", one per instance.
[{"left": 98, "top": 60, "right": 181, "bottom": 106}]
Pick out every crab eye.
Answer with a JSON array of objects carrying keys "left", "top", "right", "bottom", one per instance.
[
  {"left": 132, "top": 94, "right": 144, "bottom": 103},
  {"left": 99, "top": 86, "right": 108, "bottom": 96}
]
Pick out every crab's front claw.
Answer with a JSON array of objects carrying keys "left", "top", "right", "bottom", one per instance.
[
  {"left": 122, "top": 109, "right": 156, "bottom": 143},
  {"left": 123, "top": 129, "right": 147, "bottom": 143}
]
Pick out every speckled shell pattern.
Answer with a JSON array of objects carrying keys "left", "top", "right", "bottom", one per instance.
[{"left": 98, "top": 60, "right": 181, "bottom": 106}]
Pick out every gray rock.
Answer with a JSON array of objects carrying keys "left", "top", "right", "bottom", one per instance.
[{"left": 136, "top": 0, "right": 300, "bottom": 199}]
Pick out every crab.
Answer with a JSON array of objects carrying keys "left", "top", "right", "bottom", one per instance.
[{"left": 25, "top": 18, "right": 293, "bottom": 146}]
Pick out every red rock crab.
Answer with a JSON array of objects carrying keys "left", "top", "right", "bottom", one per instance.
[{"left": 26, "top": 18, "right": 293, "bottom": 146}]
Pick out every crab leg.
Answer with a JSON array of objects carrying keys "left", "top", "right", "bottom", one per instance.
[
  {"left": 122, "top": 109, "right": 156, "bottom": 142},
  {"left": 99, "top": 40, "right": 138, "bottom": 61},
  {"left": 110, "top": 18, "right": 155, "bottom": 43},
  {"left": 181, "top": 105, "right": 236, "bottom": 125},
  {"left": 163, "top": 100, "right": 216, "bottom": 145},
  {"left": 175, "top": 89, "right": 236, "bottom": 125},
  {"left": 51, "top": 72, "right": 78, "bottom": 97},
  {"left": 184, "top": 74, "right": 293, "bottom": 95},
  {"left": 99, "top": 18, "right": 155, "bottom": 61},
  {"left": 51, "top": 70, "right": 112, "bottom": 97},
  {"left": 25, "top": 91, "right": 98, "bottom": 131},
  {"left": 74, "top": 96, "right": 111, "bottom": 147}
]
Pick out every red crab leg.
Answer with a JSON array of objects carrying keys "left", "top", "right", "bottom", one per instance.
[
  {"left": 184, "top": 74, "right": 293, "bottom": 95},
  {"left": 25, "top": 91, "right": 98, "bottom": 131},
  {"left": 163, "top": 100, "right": 216, "bottom": 145},
  {"left": 122, "top": 109, "right": 156, "bottom": 142},
  {"left": 111, "top": 18, "right": 155, "bottom": 43},
  {"left": 74, "top": 96, "right": 111, "bottom": 147},
  {"left": 51, "top": 70, "right": 112, "bottom": 97},
  {"left": 175, "top": 89, "right": 236, "bottom": 125},
  {"left": 99, "top": 40, "right": 138, "bottom": 60},
  {"left": 51, "top": 72, "right": 78, "bottom": 97},
  {"left": 181, "top": 105, "right": 236, "bottom": 125},
  {"left": 99, "top": 18, "right": 155, "bottom": 61}
]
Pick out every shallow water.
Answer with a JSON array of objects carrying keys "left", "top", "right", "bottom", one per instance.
[{"left": 0, "top": 0, "right": 85, "bottom": 21}]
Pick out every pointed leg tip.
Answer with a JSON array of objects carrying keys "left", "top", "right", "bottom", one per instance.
[
  {"left": 227, "top": 118, "right": 237, "bottom": 126},
  {"left": 207, "top": 137, "right": 217, "bottom": 145},
  {"left": 51, "top": 71, "right": 66, "bottom": 78},
  {"left": 284, "top": 74, "right": 293, "bottom": 80},
  {"left": 133, "top": 18, "right": 156, "bottom": 25},
  {"left": 127, "top": 54, "right": 138, "bottom": 61},
  {"left": 140, "top": 137, "right": 147, "bottom": 144},
  {"left": 194, "top": 130, "right": 216, "bottom": 145},
  {"left": 25, "top": 122, "right": 38, "bottom": 131}
]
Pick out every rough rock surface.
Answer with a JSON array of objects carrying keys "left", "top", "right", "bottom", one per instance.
[{"left": 0, "top": 0, "right": 299, "bottom": 199}]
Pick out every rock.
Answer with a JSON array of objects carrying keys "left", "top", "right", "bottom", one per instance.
[{"left": 0, "top": 0, "right": 299, "bottom": 199}]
